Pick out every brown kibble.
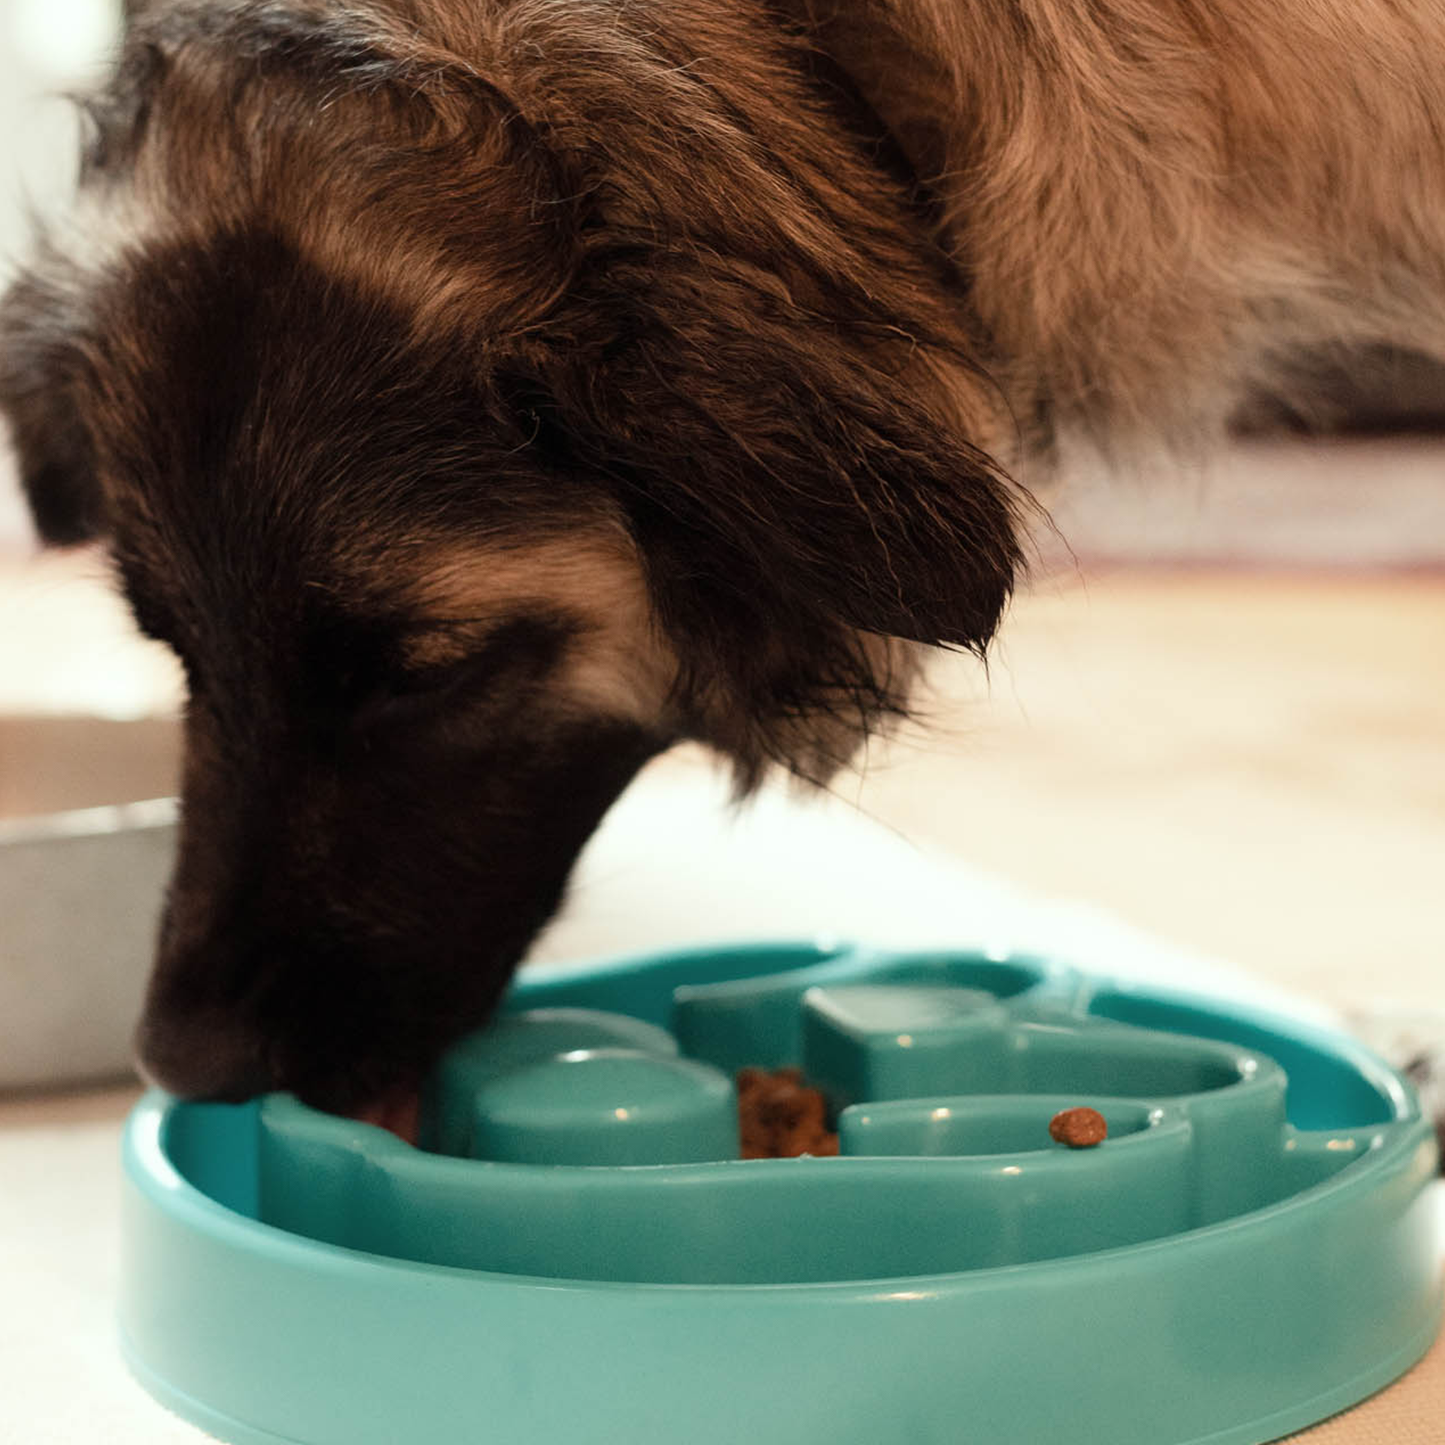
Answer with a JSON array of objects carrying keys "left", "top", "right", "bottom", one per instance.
[
  {"left": 1049, "top": 1106, "right": 1108, "bottom": 1148},
  {"left": 737, "top": 1067, "right": 838, "bottom": 1158}
]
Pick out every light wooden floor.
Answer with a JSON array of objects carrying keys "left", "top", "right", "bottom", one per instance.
[
  {"left": 850, "top": 568, "right": 1445, "bottom": 1014},
  {"left": 2, "top": 548, "right": 1441, "bottom": 1017}
]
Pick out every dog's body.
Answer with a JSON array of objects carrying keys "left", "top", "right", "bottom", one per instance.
[
  {"left": 797, "top": 0, "right": 1445, "bottom": 446},
  {"left": 2, "top": 0, "right": 1442, "bottom": 1113}
]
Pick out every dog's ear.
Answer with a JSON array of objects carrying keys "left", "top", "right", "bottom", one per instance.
[
  {"left": 0, "top": 273, "right": 103, "bottom": 547},
  {"left": 547, "top": 282, "right": 1023, "bottom": 653}
]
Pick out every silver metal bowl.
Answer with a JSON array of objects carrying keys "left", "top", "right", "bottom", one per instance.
[{"left": 0, "top": 717, "right": 178, "bottom": 1090}]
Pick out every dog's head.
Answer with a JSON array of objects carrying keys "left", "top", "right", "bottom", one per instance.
[{"left": 0, "top": 0, "right": 1023, "bottom": 1115}]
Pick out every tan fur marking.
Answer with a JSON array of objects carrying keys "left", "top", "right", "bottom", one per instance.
[{"left": 405, "top": 532, "right": 680, "bottom": 723}]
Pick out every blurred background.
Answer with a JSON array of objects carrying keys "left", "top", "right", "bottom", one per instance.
[{"left": 1, "top": 2, "right": 1441, "bottom": 1072}]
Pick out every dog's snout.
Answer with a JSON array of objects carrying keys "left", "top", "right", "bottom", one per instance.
[{"left": 134, "top": 1011, "right": 275, "bottom": 1103}]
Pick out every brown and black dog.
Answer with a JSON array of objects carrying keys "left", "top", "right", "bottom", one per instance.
[{"left": 1, "top": 0, "right": 1442, "bottom": 1117}]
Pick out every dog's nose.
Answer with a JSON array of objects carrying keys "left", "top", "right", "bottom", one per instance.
[{"left": 134, "top": 1013, "right": 275, "bottom": 1103}]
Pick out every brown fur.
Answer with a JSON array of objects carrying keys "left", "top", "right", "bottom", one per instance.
[
  {"left": 1, "top": 0, "right": 1441, "bottom": 1110},
  {"left": 787, "top": 0, "right": 1445, "bottom": 449}
]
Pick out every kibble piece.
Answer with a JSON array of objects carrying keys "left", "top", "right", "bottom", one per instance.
[
  {"left": 737, "top": 1067, "right": 839, "bottom": 1158},
  {"left": 1048, "top": 1106, "right": 1108, "bottom": 1149}
]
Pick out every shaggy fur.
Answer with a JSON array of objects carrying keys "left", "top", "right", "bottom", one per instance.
[
  {"left": 785, "top": 0, "right": 1445, "bottom": 448},
  {"left": 1, "top": 0, "right": 1441, "bottom": 1111}
]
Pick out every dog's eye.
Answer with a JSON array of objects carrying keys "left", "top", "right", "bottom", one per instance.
[
  {"left": 350, "top": 613, "right": 575, "bottom": 725},
  {"left": 379, "top": 659, "right": 476, "bottom": 703}
]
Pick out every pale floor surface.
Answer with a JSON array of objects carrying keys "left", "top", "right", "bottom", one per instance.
[
  {"left": 1, "top": 548, "right": 1441, "bottom": 1018},
  {"left": 851, "top": 568, "right": 1445, "bottom": 1017}
]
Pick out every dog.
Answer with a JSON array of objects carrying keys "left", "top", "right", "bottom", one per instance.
[{"left": 2, "top": 0, "right": 1441, "bottom": 1119}]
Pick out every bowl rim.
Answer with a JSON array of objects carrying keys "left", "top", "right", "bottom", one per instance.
[{"left": 0, "top": 795, "right": 177, "bottom": 846}]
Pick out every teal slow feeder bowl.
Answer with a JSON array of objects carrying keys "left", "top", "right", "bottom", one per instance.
[{"left": 120, "top": 941, "right": 1442, "bottom": 1445}]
